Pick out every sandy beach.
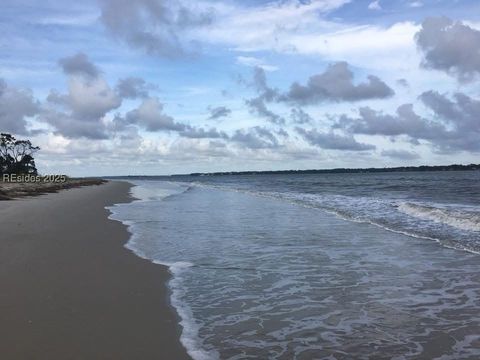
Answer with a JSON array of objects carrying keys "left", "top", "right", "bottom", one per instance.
[{"left": 0, "top": 181, "right": 190, "bottom": 359}]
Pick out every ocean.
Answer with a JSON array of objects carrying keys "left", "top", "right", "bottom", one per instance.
[{"left": 108, "top": 171, "right": 480, "bottom": 359}]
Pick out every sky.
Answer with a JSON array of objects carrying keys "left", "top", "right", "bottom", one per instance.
[{"left": 1, "top": 0, "right": 480, "bottom": 176}]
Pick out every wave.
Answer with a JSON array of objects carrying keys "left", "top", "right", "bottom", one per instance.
[
  {"left": 130, "top": 180, "right": 191, "bottom": 202},
  {"left": 187, "top": 181, "right": 480, "bottom": 254},
  {"left": 398, "top": 202, "right": 480, "bottom": 232},
  {"left": 157, "top": 260, "right": 219, "bottom": 360}
]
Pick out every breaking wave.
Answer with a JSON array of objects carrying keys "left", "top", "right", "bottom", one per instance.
[{"left": 398, "top": 202, "right": 480, "bottom": 232}]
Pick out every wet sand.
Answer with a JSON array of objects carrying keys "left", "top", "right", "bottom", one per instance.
[{"left": 0, "top": 181, "right": 190, "bottom": 359}]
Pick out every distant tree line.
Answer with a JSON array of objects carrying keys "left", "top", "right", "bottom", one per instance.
[
  {"left": 189, "top": 164, "right": 480, "bottom": 177},
  {"left": 0, "top": 133, "right": 39, "bottom": 176}
]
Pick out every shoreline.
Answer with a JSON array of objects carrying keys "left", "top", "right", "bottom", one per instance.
[{"left": 0, "top": 181, "right": 191, "bottom": 359}]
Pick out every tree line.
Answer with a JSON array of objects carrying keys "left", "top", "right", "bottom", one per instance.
[
  {"left": 0, "top": 133, "right": 39, "bottom": 176},
  {"left": 189, "top": 164, "right": 480, "bottom": 176}
]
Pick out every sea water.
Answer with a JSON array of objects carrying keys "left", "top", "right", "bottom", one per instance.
[{"left": 108, "top": 171, "right": 480, "bottom": 359}]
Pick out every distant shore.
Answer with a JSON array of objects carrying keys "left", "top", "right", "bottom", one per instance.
[
  {"left": 187, "top": 163, "right": 480, "bottom": 177},
  {"left": 0, "top": 181, "right": 190, "bottom": 359},
  {"left": 103, "top": 163, "right": 480, "bottom": 179}
]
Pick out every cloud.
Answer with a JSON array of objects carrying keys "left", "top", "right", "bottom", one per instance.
[
  {"left": 0, "top": 79, "right": 40, "bottom": 135},
  {"left": 368, "top": 1, "right": 381, "bottom": 11},
  {"left": 98, "top": 0, "right": 214, "bottom": 57},
  {"left": 296, "top": 127, "right": 375, "bottom": 151},
  {"left": 180, "top": 126, "right": 228, "bottom": 139},
  {"left": 420, "top": 91, "right": 480, "bottom": 133},
  {"left": 43, "top": 55, "right": 123, "bottom": 139},
  {"left": 243, "top": 67, "right": 285, "bottom": 124},
  {"left": 244, "top": 63, "right": 392, "bottom": 125},
  {"left": 42, "top": 109, "right": 110, "bottom": 139},
  {"left": 124, "top": 97, "right": 186, "bottom": 132},
  {"left": 236, "top": 56, "right": 278, "bottom": 71},
  {"left": 189, "top": 2, "right": 417, "bottom": 75},
  {"left": 192, "top": 0, "right": 351, "bottom": 54},
  {"left": 396, "top": 79, "right": 409, "bottom": 87},
  {"left": 114, "top": 125, "right": 143, "bottom": 149},
  {"left": 36, "top": 12, "right": 99, "bottom": 27},
  {"left": 409, "top": 1, "right": 423, "bottom": 7},
  {"left": 58, "top": 52, "right": 100, "bottom": 78},
  {"left": 419, "top": 90, "right": 480, "bottom": 152},
  {"left": 44, "top": 76, "right": 122, "bottom": 139},
  {"left": 64, "top": 77, "right": 121, "bottom": 120},
  {"left": 336, "top": 90, "right": 480, "bottom": 153},
  {"left": 290, "top": 108, "right": 313, "bottom": 124},
  {"left": 44, "top": 53, "right": 233, "bottom": 143},
  {"left": 337, "top": 104, "right": 446, "bottom": 140},
  {"left": 415, "top": 17, "right": 480, "bottom": 82},
  {"left": 251, "top": 67, "right": 279, "bottom": 100},
  {"left": 231, "top": 126, "right": 280, "bottom": 149},
  {"left": 166, "top": 138, "right": 233, "bottom": 160},
  {"left": 116, "top": 77, "right": 151, "bottom": 99},
  {"left": 283, "top": 62, "right": 394, "bottom": 104},
  {"left": 207, "top": 106, "right": 231, "bottom": 120},
  {"left": 246, "top": 96, "right": 285, "bottom": 125},
  {"left": 276, "top": 128, "right": 289, "bottom": 138},
  {"left": 243, "top": 64, "right": 391, "bottom": 127},
  {"left": 381, "top": 149, "right": 420, "bottom": 160}
]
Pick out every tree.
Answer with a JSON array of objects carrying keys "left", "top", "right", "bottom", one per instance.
[{"left": 0, "top": 133, "right": 40, "bottom": 175}]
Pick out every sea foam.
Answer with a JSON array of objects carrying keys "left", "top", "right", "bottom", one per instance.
[
  {"left": 398, "top": 202, "right": 480, "bottom": 232},
  {"left": 108, "top": 181, "right": 216, "bottom": 360}
]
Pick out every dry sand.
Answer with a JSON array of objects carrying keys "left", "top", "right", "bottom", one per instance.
[{"left": 0, "top": 181, "right": 191, "bottom": 359}]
